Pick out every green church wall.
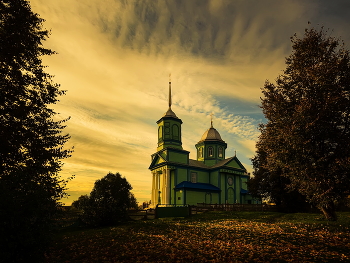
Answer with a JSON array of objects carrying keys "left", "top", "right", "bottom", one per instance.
[
  {"left": 204, "top": 159, "right": 217, "bottom": 166},
  {"left": 220, "top": 173, "right": 226, "bottom": 203},
  {"left": 241, "top": 177, "right": 248, "bottom": 190},
  {"left": 210, "top": 171, "right": 219, "bottom": 187},
  {"left": 211, "top": 193, "right": 219, "bottom": 204},
  {"left": 168, "top": 151, "right": 188, "bottom": 164},
  {"left": 193, "top": 170, "right": 209, "bottom": 184},
  {"left": 226, "top": 159, "right": 243, "bottom": 169},
  {"left": 234, "top": 175, "right": 240, "bottom": 203},
  {"left": 186, "top": 191, "right": 206, "bottom": 205},
  {"left": 177, "top": 168, "right": 187, "bottom": 183},
  {"left": 175, "top": 190, "right": 184, "bottom": 205}
]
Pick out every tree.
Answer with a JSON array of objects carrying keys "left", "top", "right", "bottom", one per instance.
[
  {"left": 0, "top": 0, "right": 71, "bottom": 261},
  {"left": 247, "top": 142, "right": 308, "bottom": 212},
  {"left": 257, "top": 27, "right": 350, "bottom": 220},
  {"left": 72, "top": 172, "right": 138, "bottom": 226}
]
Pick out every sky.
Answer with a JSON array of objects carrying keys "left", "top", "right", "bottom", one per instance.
[{"left": 29, "top": 0, "right": 350, "bottom": 205}]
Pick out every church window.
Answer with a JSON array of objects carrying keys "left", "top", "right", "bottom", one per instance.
[
  {"left": 198, "top": 147, "right": 203, "bottom": 158},
  {"left": 218, "top": 147, "right": 223, "bottom": 158},
  {"left": 208, "top": 146, "right": 214, "bottom": 157},
  {"left": 164, "top": 122, "right": 170, "bottom": 138},
  {"left": 191, "top": 172, "right": 197, "bottom": 183},
  {"left": 228, "top": 177, "right": 233, "bottom": 186},
  {"left": 158, "top": 126, "right": 163, "bottom": 141},
  {"left": 172, "top": 124, "right": 179, "bottom": 140}
]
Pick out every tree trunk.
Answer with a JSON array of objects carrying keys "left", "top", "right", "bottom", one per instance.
[{"left": 320, "top": 202, "right": 337, "bottom": 221}]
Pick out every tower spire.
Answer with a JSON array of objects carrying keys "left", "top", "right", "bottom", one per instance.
[
  {"left": 168, "top": 73, "right": 172, "bottom": 108},
  {"left": 210, "top": 113, "right": 214, "bottom": 128}
]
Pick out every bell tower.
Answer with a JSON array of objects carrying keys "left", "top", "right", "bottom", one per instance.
[
  {"left": 156, "top": 74, "right": 183, "bottom": 151},
  {"left": 195, "top": 116, "right": 227, "bottom": 166}
]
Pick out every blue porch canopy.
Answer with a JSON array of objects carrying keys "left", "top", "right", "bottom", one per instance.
[{"left": 175, "top": 181, "right": 220, "bottom": 192}]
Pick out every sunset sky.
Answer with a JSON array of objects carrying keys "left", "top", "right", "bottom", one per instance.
[{"left": 29, "top": 0, "right": 350, "bottom": 205}]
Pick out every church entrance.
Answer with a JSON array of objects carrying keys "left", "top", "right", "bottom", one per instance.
[
  {"left": 205, "top": 193, "right": 212, "bottom": 204},
  {"left": 227, "top": 188, "right": 234, "bottom": 204},
  {"left": 158, "top": 191, "right": 161, "bottom": 204}
]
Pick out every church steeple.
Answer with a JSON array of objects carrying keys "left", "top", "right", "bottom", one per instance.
[
  {"left": 156, "top": 76, "right": 183, "bottom": 151},
  {"left": 169, "top": 74, "right": 172, "bottom": 108},
  {"left": 195, "top": 114, "right": 227, "bottom": 165}
]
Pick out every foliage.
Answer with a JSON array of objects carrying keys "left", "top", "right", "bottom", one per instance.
[
  {"left": 255, "top": 27, "right": 350, "bottom": 220},
  {"left": 72, "top": 172, "right": 138, "bottom": 226},
  {"left": 46, "top": 211, "right": 350, "bottom": 262},
  {"left": 248, "top": 145, "right": 308, "bottom": 212},
  {"left": 0, "top": 0, "right": 71, "bottom": 261}
]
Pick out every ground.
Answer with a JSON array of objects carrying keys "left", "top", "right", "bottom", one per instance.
[{"left": 46, "top": 211, "right": 350, "bottom": 262}]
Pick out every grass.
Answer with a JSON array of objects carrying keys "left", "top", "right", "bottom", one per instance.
[{"left": 46, "top": 211, "right": 350, "bottom": 262}]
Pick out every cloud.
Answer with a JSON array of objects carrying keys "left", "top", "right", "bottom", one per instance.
[{"left": 29, "top": 0, "right": 350, "bottom": 205}]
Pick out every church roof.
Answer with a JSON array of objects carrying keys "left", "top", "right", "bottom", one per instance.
[
  {"left": 210, "top": 157, "right": 235, "bottom": 168},
  {"left": 210, "top": 156, "right": 246, "bottom": 171},
  {"left": 163, "top": 107, "right": 178, "bottom": 118},
  {"left": 188, "top": 159, "right": 209, "bottom": 168},
  {"left": 199, "top": 126, "right": 224, "bottom": 142},
  {"left": 241, "top": 189, "right": 249, "bottom": 194},
  {"left": 175, "top": 181, "right": 220, "bottom": 192}
]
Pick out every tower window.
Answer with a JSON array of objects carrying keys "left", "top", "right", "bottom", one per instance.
[
  {"left": 208, "top": 146, "right": 214, "bottom": 157},
  {"left": 172, "top": 124, "right": 179, "bottom": 140},
  {"left": 191, "top": 172, "right": 197, "bottom": 183},
  {"left": 218, "top": 147, "right": 223, "bottom": 158},
  {"left": 158, "top": 126, "right": 163, "bottom": 141},
  {"left": 198, "top": 147, "right": 203, "bottom": 158}
]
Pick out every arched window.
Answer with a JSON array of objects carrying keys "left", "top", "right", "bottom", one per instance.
[
  {"left": 172, "top": 124, "right": 179, "bottom": 140},
  {"left": 218, "top": 147, "right": 223, "bottom": 158},
  {"left": 158, "top": 126, "right": 163, "bottom": 141},
  {"left": 208, "top": 146, "right": 214, "bottom": 157},
  {"left": 198, "top": 147, "right": 203, "bottom": 158}
]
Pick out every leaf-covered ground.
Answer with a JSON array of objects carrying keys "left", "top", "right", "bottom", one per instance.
[{"left": 46, "top": 211, "right": 350, "bottom": 262}]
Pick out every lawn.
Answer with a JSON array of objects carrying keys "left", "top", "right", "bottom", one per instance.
[{"left": 46, "top": 211, "right": 350, "bottom": 262}]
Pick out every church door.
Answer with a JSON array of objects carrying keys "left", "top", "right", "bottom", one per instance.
[
  {"left": 227, "top": 188, "right": 234, "bottom": 204},
  {"left": 158, "top": 191, "right": 161, "bottom": 204},
  {"left": 205, "top": 193, "right": 212, "bottom": 204}
]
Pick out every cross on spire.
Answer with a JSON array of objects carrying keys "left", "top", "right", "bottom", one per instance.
[{"left": 210, "top": 113, "right": 214, "bottom": 128}]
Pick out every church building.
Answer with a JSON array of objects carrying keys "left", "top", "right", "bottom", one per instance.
[{"left": 149, "top": 80, "right": 254, "bottom": 207}]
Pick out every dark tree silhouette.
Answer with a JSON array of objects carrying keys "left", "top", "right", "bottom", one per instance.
[
  {"left": 0, "top": 0, "right": 71, "bottom": 261},
  {"left": 72, "top": 172, "right": 138, "bottom": 226},
  {"left": 256, "top": 27, "right": 350, "bottom": 220},
  {"left": 247, "top": 142, "right": 308, "bottom": 212}
]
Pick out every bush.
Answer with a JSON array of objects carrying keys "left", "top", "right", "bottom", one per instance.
[{"left": 72, "top": 172, "right": 137, "bottom": 226}]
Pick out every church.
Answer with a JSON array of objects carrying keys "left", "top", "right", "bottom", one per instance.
[{"left": 149, "top": 80, "right": 254, "bottom": 207}]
